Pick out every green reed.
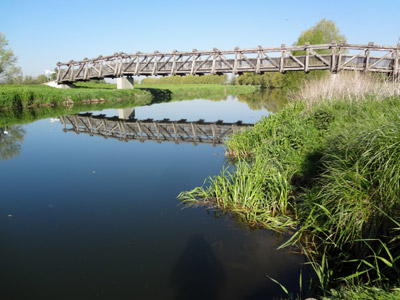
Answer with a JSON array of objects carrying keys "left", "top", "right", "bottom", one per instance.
[{"left": 179, "top": 95, "right": 400, "bottom": 297}]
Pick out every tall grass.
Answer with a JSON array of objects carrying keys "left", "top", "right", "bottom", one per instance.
[
  {"left": 179, "top": 93, "right": 400, "bottom": 297},
  {"left": 178, "top": 156, "right": 296, "bottom": 231},
  {"left": 293, "top": 72, "right": 400, "bottom": 108}
]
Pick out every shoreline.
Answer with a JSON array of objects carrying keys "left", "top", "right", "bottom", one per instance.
[{"left": 0, "top": 83, "right": 258, "bottom": 110}]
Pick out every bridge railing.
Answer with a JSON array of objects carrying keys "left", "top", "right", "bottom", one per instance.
[{"left": 56, "top": 42, "right": 400, "bottom": 83}]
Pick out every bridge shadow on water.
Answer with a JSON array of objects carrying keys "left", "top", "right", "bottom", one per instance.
[{"left": 169, "top": 234, "right": 225, "bottom": 300}]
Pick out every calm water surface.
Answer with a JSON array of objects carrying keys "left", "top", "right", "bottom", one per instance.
[{"left": 0, "top": 93, "right": 309, "bottom": 299}]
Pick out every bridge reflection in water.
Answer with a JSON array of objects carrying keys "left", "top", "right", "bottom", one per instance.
[{"left": 60, "top": 111, "right": 252, "bottom": 146}]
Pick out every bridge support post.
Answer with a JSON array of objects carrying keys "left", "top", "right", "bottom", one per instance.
[{"left": 116, "top": 76, "right": 134, "bottom": 89}]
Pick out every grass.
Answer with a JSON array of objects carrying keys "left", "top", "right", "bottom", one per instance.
[
  {"left": 0, "top": 82, "right": 258, "bottom": 109},
  {"left": 178, "top": 72, "right": 400, "bottom": 297},
  {"left": 0, "top": 83, "right": 151, "bottom": 109}
]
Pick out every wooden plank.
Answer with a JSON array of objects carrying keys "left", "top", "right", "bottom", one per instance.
[
  {"left": 309, "top": 49, "right": 330, "bottom": 66},
  {"left": 263, "top": 52, "right": 280, "bottom": 68},
  {"left": 190, "top": 52, "right": 199, "bottom": 75},
  {"left": 331, "top": 42, "right": 337, "bottom": 72},
  {"left": 287, "top": 52, "right": 304, "bottom": 67},
  {"left": 365, "top": 42, "right": 373, "bottom": 71}
]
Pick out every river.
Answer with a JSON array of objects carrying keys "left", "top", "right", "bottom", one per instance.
[{"left": 0, "top": 90, "right": 310, "bottom": 299}]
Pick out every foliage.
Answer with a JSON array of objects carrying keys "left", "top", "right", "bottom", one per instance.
[
  {"left": 295, "top": 18, "right": 346, "bottom": 49},
  {"left": 9, "top": 74, "right": 54, "bottom": 84},
  {"left": 282, "top": 19, "right": 347, "bottom": 92},
  {"left": 237, "top": 72, "right": 283, "bottom": 88},
  {"left": 139, "top": 83, "right": 257, "bottom": 101},
  {"left": 0, "top": 32, "right": 21, "bottom": 82},
  {"left": 141, "top": 74, "right": 227, "bottom": 85}
]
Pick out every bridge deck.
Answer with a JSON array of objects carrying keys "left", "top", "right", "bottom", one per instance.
[
  {"left": 60, "top": 113, "right": 252, "bottom": 146},
  {"left": 57, "top": 42, "right": 400, "bottom": 83}
]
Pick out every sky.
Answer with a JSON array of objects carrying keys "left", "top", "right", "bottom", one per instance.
[{"left": 1, "top": 0, "right": 399, "bottom": 77}]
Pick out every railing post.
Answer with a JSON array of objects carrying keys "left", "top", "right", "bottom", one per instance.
[
  {"left": 152, "top": 51, "right": 158, "bottom": 76},
  {"left": 331, "top": 41, "right": 337, "bottom": 73},
  {"left": 365, "top": 42, "right": 373, "bottom": 72},
  {"left": 171, "top": 50, "right": 177, "bottom": 75},
  {"left": 190, "top": 49, "right": 197, "bottom": 75},
  {"left": 393, "top": 43, "right": 400, "bottom": 79},
  {"left": 337, "top": 42, "right": 344, "bottom": 72},
  {"left": 56, "top": 63, "right": 61, "bottom": 82},
  {"left": 233, "top": 46, "right": 239, "bottom": 75},
  {"left": 69, "top": 60, "right": 74, "bottom": 81},
  {"left": 304, "top": 42, "right": 309, "bottom": 73},
  {"left": 212, "top": 48, "right": 218, "bottom": 74},
  {"left": 256, "top": 45, "right": 262, "bottom": 74},
  {"left": 134, "top": 52, "right": 140, "bottom": 76},
  {"left": 280, "top": 44, "right": 286, "bottom": 73}
]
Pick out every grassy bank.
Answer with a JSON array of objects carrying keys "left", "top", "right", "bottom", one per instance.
[
  {"left": 0, "top": 82, "right": 258, "bottom": 109},
  {"left": 179, "top": 73, "right": 400, "bottom": 298},
  {"left": 0, "top": 100, "right": 153, "bottom": 128},
  {"left": 0, "top": 83, "right": 152, "bottom": 109},
  {"left": 139, "top": 83, "right": 258, "bottom": 100}
]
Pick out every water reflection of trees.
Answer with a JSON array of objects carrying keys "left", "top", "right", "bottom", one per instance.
[
  {"left": 0, "top": 125, "right": 25, "bottom": 160},
  {"left": 237, "top": 89, "right": 287, "bottom": 113},
  {"left": 169, "top": 234, "right": 225, "bottom": 300}
]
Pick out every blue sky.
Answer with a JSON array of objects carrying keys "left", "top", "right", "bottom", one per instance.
[{"left": 1, "top": 0, "right": 399, "bottom": 76}]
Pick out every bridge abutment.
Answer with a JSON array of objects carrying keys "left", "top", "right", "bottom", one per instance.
[
  {"left": 116, "top": 77, "right": 134, "bottom": 89},
  {"left": 45, "top": 81, "right": 76, "bottom": 89}
]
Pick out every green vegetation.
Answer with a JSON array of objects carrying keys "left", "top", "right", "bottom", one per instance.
[
  {"left": 0, "top": 81, "right": 258, "bottom": 109},
  {"left": 236, "top": 72, "right": 283, "bottom": 88},
  {"left": 179, "top": 91, "right": 400, "bottom": 297},
  {"left": 139, "top": 83, "right": 257, "bottom": 100},
  {"left": 0, "top": 83, "right": 152, "bottom": 109},
  {"left": 141, "top": 74, "right": 227, "bottom": 85},
  {"left": 0, "top": 32, "right": 21, "bottom": 82},
  {"left": 282, "top": 19, "right": 347, "bottom": 92}
]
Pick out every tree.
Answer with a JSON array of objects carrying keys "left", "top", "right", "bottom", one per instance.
[
  {"left": 237, "top": 72, "right": 283, "bottom": 88},
  {"left": 282, "top": 19, "right": 347, "bottom": 91},
  {"left": 0, "top": 33, "right": 21, "bottom": 82},
  {"left": 0, "top": 125, "right": 25, "bottom": 160},
  {"left": 35, "top": 74, "right": 48, "bottom": 84},
  {"left": 295, "top": 18, "right": 346, "bottom": 47}
]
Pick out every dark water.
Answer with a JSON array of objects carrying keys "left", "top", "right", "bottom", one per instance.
[{"left": 0, "top": 91, "right": 309, "bottom": 300}]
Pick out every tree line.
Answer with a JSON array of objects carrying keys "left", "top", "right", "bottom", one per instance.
[{"left": 141, "top": 74, "right": 227, "bottom": 85}]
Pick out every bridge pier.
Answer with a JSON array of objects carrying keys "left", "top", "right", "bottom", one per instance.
[
  {"left": 118, "top": 107, "right": 135, "bottom": 119},
  {"left": 116, "top": 76, "right": 134, "bottom": 89}
]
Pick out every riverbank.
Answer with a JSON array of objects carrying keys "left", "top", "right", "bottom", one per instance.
[
  {"left": 179, "top": 73, "right": 400, "bottom": 298},
  {"left": 0, "top": 82, "right": 258, "bottom": 109}
]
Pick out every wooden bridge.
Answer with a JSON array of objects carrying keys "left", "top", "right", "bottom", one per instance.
[
  {"left": 56, "top": 42, "right": 400, "bottom": 84},
  {"left": 60, "top": 113, "right": 251, "bottom": 146}
]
